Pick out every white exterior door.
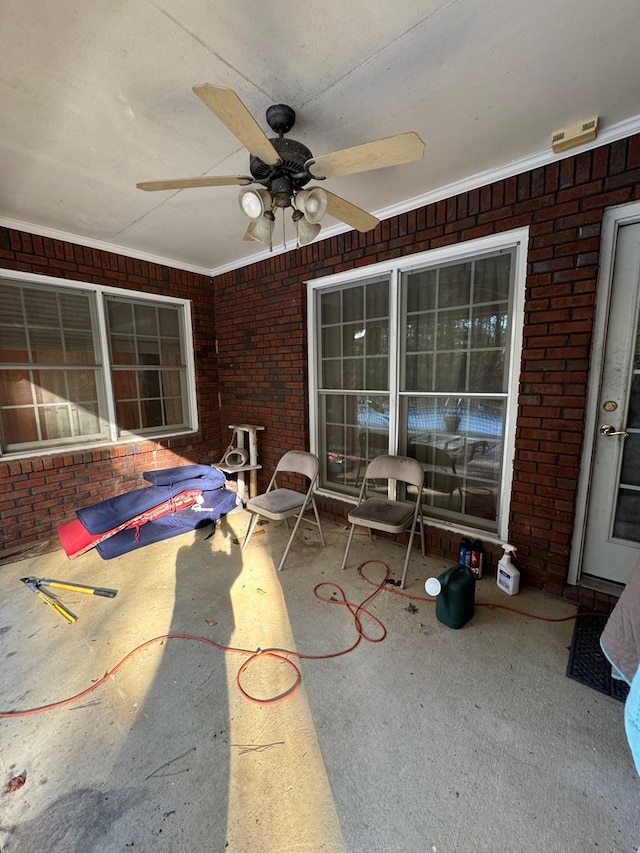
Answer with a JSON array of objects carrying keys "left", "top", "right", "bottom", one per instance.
[{"left": 580, "top": 221, "right": 640, "bottom": 585}]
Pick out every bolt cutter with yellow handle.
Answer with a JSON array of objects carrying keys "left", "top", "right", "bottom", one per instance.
[{"left": 20, "top": 576, "right": 118, "bottom": 624}]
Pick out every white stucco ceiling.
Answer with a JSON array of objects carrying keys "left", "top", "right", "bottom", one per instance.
[{"left": 1, "top": 0, "right": 639, "bottom": 275}]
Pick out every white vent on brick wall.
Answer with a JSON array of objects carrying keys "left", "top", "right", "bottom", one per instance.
[{"left": 551, "top": 116, "right": 599, "bottom": 154}]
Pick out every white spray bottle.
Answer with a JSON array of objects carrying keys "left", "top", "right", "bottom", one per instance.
[{"left": 496, "top": 544, "right": 520, "bottom": 595}]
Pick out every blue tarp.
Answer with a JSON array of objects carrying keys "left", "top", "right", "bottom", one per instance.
[
  {"left": 95, "top": 485, "right": 238, "bottom": 559},
  {"left": 73, "top": 464, "right": 237, "bottom": 559},
  {"left": 77, "top": 466, "right": 227, "bottom": 534}
]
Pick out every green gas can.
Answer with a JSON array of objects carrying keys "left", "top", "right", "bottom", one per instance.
[{"left": 425, "top": 563, "right": 475, "bottom": 629}]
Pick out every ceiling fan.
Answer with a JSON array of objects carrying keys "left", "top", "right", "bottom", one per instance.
[{"left": 137, "top": 84, "right": 425, "bottom": 248}]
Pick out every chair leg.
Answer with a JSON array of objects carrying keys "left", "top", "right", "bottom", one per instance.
[
  {"left": 310, "top": 497, "right": 326, "bottom": 546},
  {"left": 400, "top": 521, "right": 418, "bottom": 590},
  {"left": 276, "top": 507, "right": 309, "bottom": 572},
  {"left": 241, "top": 513, "right": 260, "bottom": 550},
  {"left": 341, "top": 524, "right": 356, "bottom": 570}
]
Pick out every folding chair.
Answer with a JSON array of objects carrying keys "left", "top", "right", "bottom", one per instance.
[
  {"left": 241, "top": 450, "right": 325, "bottom": 571},
  {"left": 341, "top": 454, "right": 425, "bottom": 589}
]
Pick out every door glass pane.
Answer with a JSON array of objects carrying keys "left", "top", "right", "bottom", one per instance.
[
  {"left": 612, "top": 307, "right": 640, "bottom": 541},
  {"left": 619, "top": 433, "right": 640, "bottom": 486},
  {"left": 628, "top": 374, "right": 640, "bottom": 428},
  {"left": 613, "top": 489, "right": 640, "bottom": 542}
]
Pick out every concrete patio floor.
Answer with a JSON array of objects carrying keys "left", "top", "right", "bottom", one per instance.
[{"left": 1, "top": 507, "right": 639, "bottom": 852}]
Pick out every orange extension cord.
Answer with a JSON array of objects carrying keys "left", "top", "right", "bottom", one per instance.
[{"left": 0, "top": 559, "right": 585, "bottom": 715}]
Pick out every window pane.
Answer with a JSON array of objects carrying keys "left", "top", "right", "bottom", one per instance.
[
  {"left": 134, "top": 303, "right": 158, "bottom": 335},
  {"left": 164, "top": 397, "right": 184, "bottom": 424},
  {"left": 106, "top": 296, "right": 188, "bottom": 437},
  {"left": 343, "top": 323, "right": 364, "bottom": 357},
  {"left": 160, "top": 339, "right": 182, "bottom": 366},
  {"left": 321, "top": 291, "right": 341, "bottom": 326},
  {"left": 343, "top": 358, "right": 363, "bottom": 390},
  {"left": 320, "top": 393, "right": 389, "bottom": 492},
  {"left": 107, "top": 301, "right": 134, "bottom": 333},
  {"left": 468, "top": 350, "right": 506, "bottom": 393},
  {"left": 39, "top": 405, "right": 72, "bottom": 441},
  {"left": 111, "top": 336, "right": 137, "bottom": 364},
  {"left": 2, "top": 406, "right": 38, "bottom": 444},
  {"left": 116, "top": 399, "right": 139, "bottom": 431},
  {"left": 402, "top": 395, "right": 505, "bottom": 527},
  {"left": 365, "top": 357, "right": 388, "bottom": 390},
  {"left": 438, "top": 308, "right": 470, "bottom": 350},
  {"left": 141, "top": 399, "right": 164, "bottom": 428},
  {"left": 434, "top": 352, "right": 467, "bottom": 391},
  {"left": 33, "top": 370, "right": 67, "bottom": 404},
  {"left": 139, "top": 369, "right": 161, "bottom": 398},
  {"left": 343, "top": 287, "right": 364, "bottom": 323},
  {"left": 406, "top": 353, "right": 434, "bottom": 392},
  {"left": 438, "top": 263, "right": 472, "bottom": 307},
  {"left": 159, "top": 307, "right": 180, "bottom": 337},
  {"left": 366, "top": 280, "right": 389, "bottom": 318},
  {"left": 470, "top": 305, "right": 509, "bottom": 349},
  {"left": 407, "top": 270, "right": 437, "bottom": 312},
  {"left": 0, "top": 370, "right": 33, "bottom": 405},
  {"left": 322, "top": 359, "right": 342, "bottom": 388},
  {"left": 474, "top": 254, "right": 511, "bottom": 301},
  {"left": 406, "top": 313, "right": 435, "bottom": 353},
  {"left": 138, "top": 339, "right": 161, "bottom": 365},
  {"left": 318, "top": 278, "right": 389, "bottom": 394},
  {"left": 322, "top": 326, "right": 341, "bottom": 358}
]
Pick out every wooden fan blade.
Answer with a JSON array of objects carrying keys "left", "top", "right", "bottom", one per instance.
[
  {"left": 323, "top": 189, "right": 380, "bottom": 233},
  {"left": 193, "top": 83, "right": 280, "bottom": 165},
  {"left": 308, "top": 132, "right": 425, "bottom": 179},
  {"left": 137, "top": 175, "right": 252, "bottom": 192}
]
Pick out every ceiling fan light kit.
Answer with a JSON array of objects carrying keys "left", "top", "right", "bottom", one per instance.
[
  {"left": 238, "top": 187, "right": 271, "bottom": 220},
  {"left": 245, "top": 211, "right": 275, "bottom": 247},
  {"left": 292, "top": 209, "right": 322, "bottom": 246},
  {"left": 294, "top": 188, "right": 328, "bottom": 223},
  {"left": 136, "top": 83, "right": 425, "bottom": 247}
]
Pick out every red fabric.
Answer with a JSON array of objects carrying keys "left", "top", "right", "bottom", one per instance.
[
  {"left": 58, "top": 519, "right": 102, "bottom": 558},
  {"left": 58, "top": 489, "right": 203, "bottom": 559}
]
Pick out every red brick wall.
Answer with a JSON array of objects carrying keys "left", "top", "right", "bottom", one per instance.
[
  {"left": 214, "top": 135, "right": 640, "bottom": 596},
  {"left": 0, "top": 228, "right": 222, "bottom": 551}
]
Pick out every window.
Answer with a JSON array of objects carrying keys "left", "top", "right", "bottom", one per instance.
[
  {"left": 0, "top": 272, "right": 196, "bottom": 455},
  {"left": 309, "top": 230, "right": 527, "bottom": 536}
]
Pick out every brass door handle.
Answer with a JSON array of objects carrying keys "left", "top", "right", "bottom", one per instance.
[{"left": 600, "top": 423, "right": 630, "bottom": 438}]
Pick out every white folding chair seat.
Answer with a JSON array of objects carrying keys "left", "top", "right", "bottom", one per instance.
[
  {"left": 241, "top": 450, "right": 325, "bottom": 571},
  {"left": 341, "top": 454, "right": 425, "bottom": 589}
]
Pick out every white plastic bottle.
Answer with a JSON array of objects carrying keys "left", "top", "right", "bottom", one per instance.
[{"left": 496, "top": 544, "right": 520, "bottom": 595}]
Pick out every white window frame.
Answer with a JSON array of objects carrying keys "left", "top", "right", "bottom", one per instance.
[
  {"left": 0, "top": 268, "right": 198, "bottom": 458},
  {"left": 306, "top": 228, "right": 528, "bottom": 543}
]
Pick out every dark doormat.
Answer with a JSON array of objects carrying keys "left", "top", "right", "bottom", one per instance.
[{"left": 566, "top": 610, "right": 630, "bottom": 702}]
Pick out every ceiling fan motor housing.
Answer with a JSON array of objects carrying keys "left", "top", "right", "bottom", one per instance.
[
  {"left": 265, "top": 103, "right": 296, "bottom": 135},
  {"left": 250, "top": 138, "right": 314, "bottom": 205}
]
